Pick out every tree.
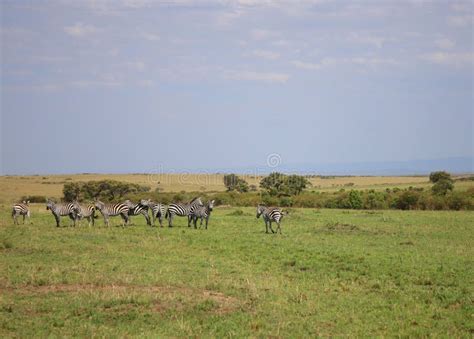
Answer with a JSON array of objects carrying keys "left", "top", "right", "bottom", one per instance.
[
  {"left": 429, "top": 171, "right": 452, "bottom": 183},
  {"left": 260, "top": 172, "right": 310, "bottom": 196},
  {"left": 429, "top": 171, "right": 454, "bottom": 196},
  {"left": 223, "top": 174, "right": 249, "bottom": 193},
  {"left": 63, "top": 180, "right": 150, "bottom": 202},
  {"left": 63, "top": 182, "right": 83, "bottom": 201},
  {"left": 287, "top": 175, "right": 310, "bottom": 195},
  {"left": 260, "top": 172, "right": 289, "bottom": 196}
]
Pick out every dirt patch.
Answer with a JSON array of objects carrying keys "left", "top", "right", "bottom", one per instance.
[
  {"left": 325, "top": 222, "right": 360, "bottom": 232},
  {"left": 1, "top": 283, "right": 241, "bottom": 315}
]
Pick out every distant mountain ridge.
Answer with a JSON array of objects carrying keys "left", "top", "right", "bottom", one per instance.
[{"left": 192, "top": 156, "right": 474, "bottom": 176}]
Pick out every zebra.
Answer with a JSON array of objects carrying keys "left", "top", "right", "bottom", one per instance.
[
  {"left": 165, "top": 197, "right": 203, "bottom": 227},
  {"left": 73, "top": 201, "right": 96, "bottom": 226},
  {"left": 256, "top": 204, "right": 284, "bottom": 234},
  {"left": 12, "top": 200, "right": 31, "bottom": 225},
  {"left": 46, "top": 199, "right": 80, "bottom": 227},
  {"left": 123, "top": 199, "right": 151, "bottom": 226},
  {"left": 149, "top": 200, "right": 166, "bottom": 227},
  {"left": 94, "top": 200, "right": 129, "bottom": 227},
  {"left": 190, "top": 200, "right": 215, "bottom": 229}
]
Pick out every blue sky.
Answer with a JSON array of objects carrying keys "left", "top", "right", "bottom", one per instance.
[{"left": 1, "top": 0, "right": 473, "bottom": 174}]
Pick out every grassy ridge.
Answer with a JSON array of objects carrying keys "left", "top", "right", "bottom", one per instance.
[
  {"left": 0, "top": 174, "right": 436, "bottom": 203},
  {"left": 1, "top": 206, "right": 473, "bottom": 336}
]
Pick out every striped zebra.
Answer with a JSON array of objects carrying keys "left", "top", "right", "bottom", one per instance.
[
  {"left": 124, "top": 199, "right": 151, "bottom": 226},
  {"left": 74, "top": 202, "right": 96, "bottom": 226},
  {"left": 256, "top": 204, "right": 284, "bottom": 234},
  {"left": 46, "top": 199, "right": 80, "bottom": 227},
  {"left": 12, "top": 200, "right": 31, "bottom": 225},
  {"left": 190, "top": 200, "right": 215, "bottom": 229},
  {"left": 148, "top": 200, "right": 166, "bottom": 227},
  {"left": 165, "top": 197, "right": 203, "bottom": 227},
  {"left": 94, "top": 200, "right": 129, "bottom": 227}
]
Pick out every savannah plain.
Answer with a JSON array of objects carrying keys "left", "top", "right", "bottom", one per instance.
[{"left": 0, "top": 174, "right": 473, "bottom": 337}]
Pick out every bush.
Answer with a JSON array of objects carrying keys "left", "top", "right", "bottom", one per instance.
[
  {"left": 432, "top": 179, "right": 454, "bottom": 196},
  {"left": 394, "top": 190, "right": 420, "bottom": 210},
  {"left": 223, "top": 174, "right": 249, "bottom": 193}
]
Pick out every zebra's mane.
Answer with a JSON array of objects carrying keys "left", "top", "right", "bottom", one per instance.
[{"left": 189, "top": 197, "right": 201, "bottom": 204}]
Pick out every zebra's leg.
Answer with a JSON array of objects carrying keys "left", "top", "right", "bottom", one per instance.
[
  {"left": 121, "top": 213, "right": 129, "bottom": 227},
  {"left": 187, "top": 215, "right": 192, "bottom": 227},
  {"left": 168, "top": 214, "right": 173, "bottom": 227},
  {"left": 54, "top": 214, "right": 60, "bottom": 227},
  {"left": 276, "top": 221, "right": 282, "bottom": 234},
  {"left": 193, "top": 216, "right": 197, "bottom": 229},
  {"left": 13, "top": 213, "right": 18, "bottom": 225},
  {"left": 145, "top": 213, "right": 151, "bottom": 226},
  {"left": 264, "top": 220, "right": 269, "bottom": 234},
  {"left": 205, "top": 216, "right": 209, "bottom": 229},
  {"left": 269, "top": 221, "right": 275, "bottom": 233},
  {"left": 158, "top": 214, "right": 163, "bottom": 227},
  {"left": 104, "top": 215, "right": 109, "bottom": 227},
  {"left": 22, "top": 214, "right": 26, "bottom": 224}
]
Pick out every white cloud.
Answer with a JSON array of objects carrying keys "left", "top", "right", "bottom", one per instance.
[
  {"left": 216, "top": 9, "right": 244, "bottom": 26},
  {"left": 224, "top": 70, "right": 289, "bottom": 83},
  {"left": 420, "top": 52, "right": 474, "bottom": 66},
  {"left": 292, "top": 57, "right": 397, "bottom": 71},
  {"left": 272, "top": 39, "right": 290, "bottom": 47},
  {"left": 251, "top": 49, "right": 280, "bottom": 60},
  {"left": 250, "top": 29, "right": 277, "bottom": 40},
  {"left": 140, "top": 31, "right": 160, "bottom": 41},
  {"left": 64, "top": 22, "right": 96, "bottom": 37},
  {"left": 124, "top": 61, "right": 146, "bottom": 72},
  {"left": 434, "top": 38, "right": 455, "bottom": 50},
  {"left": 447, "top": 15, "right": 474, "bottom": 27},
  {"left": 291, "top": 60, "right": 324, "bottom": 70},
  {"left": 347, "top": 32, "right": 386, "bottom": 48}
]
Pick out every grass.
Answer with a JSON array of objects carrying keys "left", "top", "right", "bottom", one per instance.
[
  {"left": 0, "top": 173, "right": 455, "bottom": 203},
  {"left": 1, "top": 205, "right": 473, "bottom": 336}
]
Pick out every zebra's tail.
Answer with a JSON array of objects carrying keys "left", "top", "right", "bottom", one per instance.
[{"left": 165, "top": 208, "right": 169, "bottom": 219}]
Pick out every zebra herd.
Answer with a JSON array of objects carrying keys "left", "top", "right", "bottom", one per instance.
[{"left": 11, "top": 198, "right": 285, "bottom": 233}]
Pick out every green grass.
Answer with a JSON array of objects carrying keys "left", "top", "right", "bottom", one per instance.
[{"left": 1, "top": 206, "right": 473, "bottom": 337}]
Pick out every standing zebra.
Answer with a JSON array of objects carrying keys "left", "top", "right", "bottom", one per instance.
[
  {"left": 191, "top": 200, "right": 215, "bottom": 229},
  {"left": 94, "top": 200, "right": 129, "bottom": 227},
  {"left": 74, "top": 201, "right": 96, "bottom": 226},
  {"left": 165, "top": 197, "right": 203, "bottom": 227},
  {"left": 46, "top": 199, "right": 80, "bottom": 227},
  {"left": 149, "top": 200, "right": 166, "bottom": 227},
  {"left": 12, "top": 200, "right": 31, "bottom": 225},
  {"left": 256, "top": 204, "right": 284, "bottom": 234},
  {"left": 124, "top": 199, "right": 151, "bottom": 226}
]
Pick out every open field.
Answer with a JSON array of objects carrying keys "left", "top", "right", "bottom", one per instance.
[
  {"left": 2, "top": 173, "right": 472, "bottom": 204},
  {"left": 1, "top": 206, "right": 473, "bottom": 336}
]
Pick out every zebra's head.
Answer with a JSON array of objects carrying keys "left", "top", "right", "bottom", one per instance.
[
  {"left": 139, "top": 199, "right": 151, "bottom": 207},
  {"left": 207, "top": 200, "right": 215, "bottom": 211},
  {"left": 94, "top": 200, "right": 105, "bottom": 210},
  {"left": 256, "top": 204, "right": 266, "bottom": 218},
  {"left": 46, "top": 199, "right": 55, "bottom": 210}
]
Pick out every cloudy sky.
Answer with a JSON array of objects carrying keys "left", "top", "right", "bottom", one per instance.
[{"left": 1, "top": 0, "right": 473, "bottom": 174}]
